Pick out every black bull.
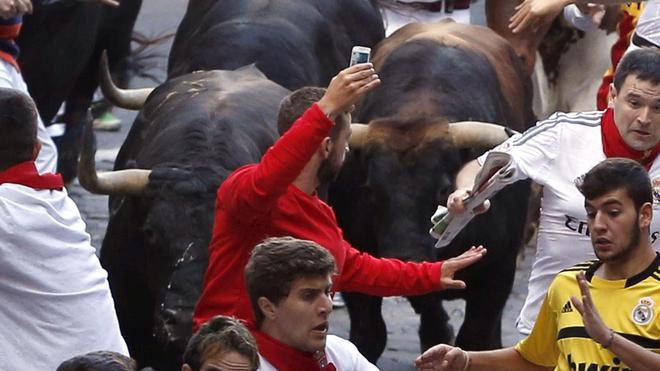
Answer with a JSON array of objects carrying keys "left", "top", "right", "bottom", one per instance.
[
  {"left": 90, "top": 0, "right": 385, "bottom": 367},
  {"left": 329, "top": 22, "right": 536, "bottom": 361},
  {"left": 82, "top": 65, "right": 289, "bottom": 370},
  {"left": 18, "top": 0, "right": 142, "bottom": 182},
  {"left": 167, "top": 0, "right": 385, "bottom": 89}
]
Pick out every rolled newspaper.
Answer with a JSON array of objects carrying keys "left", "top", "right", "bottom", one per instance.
[{"left": 430, "top": 151, "right": 517, "bottom": 248}]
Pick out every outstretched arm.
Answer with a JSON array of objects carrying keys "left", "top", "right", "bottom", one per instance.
[
  {"left": 415, "top": 344, "right": 550, "bottom": 371},
  {"left": 509, "top": 0, "right": 633, "bottom": 34},
  {"left": 571, "top": 272, "right": 660, "bottom": 371},
  {"left": 335, "top": 244, "right": 486, "bottom": 296}
]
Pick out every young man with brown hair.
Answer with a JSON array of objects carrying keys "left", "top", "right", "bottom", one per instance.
[{"left": 245, "top": 236, "right": 377, "bottom": 370}]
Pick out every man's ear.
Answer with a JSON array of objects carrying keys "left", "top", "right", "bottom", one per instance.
[
  {"left": 32, "top": 141, "right": 41, "bottom": 160},
  {"left": 258, "top": 297, "right": 278, "bottom": 320},
  {"left": 320, "top": 137, "right": 333, "bottom": 159},
  {"left": 181, "top": 364, "right": 193, "bottom": 371},
  {"left": 608, "top": 83, "right": 617, "bottom": 107},
  {"left": 639, "top": 202, "right": 653, "bottom": 229}
]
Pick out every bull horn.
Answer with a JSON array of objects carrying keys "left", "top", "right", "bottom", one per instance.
[
  {"left": 78, "top": 113, "right": 151, "bottom": 196},
  {"left": 99, "top": 50, "right": 154, "bottom": 110},
  {"left": 448, "top": 121, "right": 518, "bottom": 149},
  {"left": 349, "top": 123, "right": 369, "bottom": 149}
]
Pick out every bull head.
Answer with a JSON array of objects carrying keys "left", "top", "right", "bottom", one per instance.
[
  {"left": 349, "top": 121, "right": 517, "bottom": 149},
  {"left": 99, "top": 50, "right": 154, "bottom": 110}
]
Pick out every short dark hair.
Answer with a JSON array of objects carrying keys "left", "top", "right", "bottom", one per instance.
[
  {"left": 56, "top": 351, "right": 137, "bottom": 371},
  {"left": 245, "top": 237, "right": 336, "bottom": 328},
  {"left": 0, "top": 88, "right": 39, "bottom": 170},
  {"left": 613, "top": 48, "right": 660, "bottom": 91},
  {"left": 577, "top": 158, "right": 652, "bottom": 210},
  {"left": 276, "top": 87, "right": 347, "bottom": 139},
  {"left": 183, "top": 315, "right": 259, "bottom": 371}
]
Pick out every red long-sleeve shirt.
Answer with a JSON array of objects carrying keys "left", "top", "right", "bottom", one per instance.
[{"left": 193, "top": 103, "right": 443, "bottom": 330}]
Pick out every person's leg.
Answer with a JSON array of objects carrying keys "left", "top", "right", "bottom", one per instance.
[
  {"left": 0, "top": 59, "right": 58, "bottom": 174},
  {"left": 91, "top": 89, "right": 121, "bottom": 132}
]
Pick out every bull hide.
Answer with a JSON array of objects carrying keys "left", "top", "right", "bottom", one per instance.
[
  {"left": 167, "top": 0, "right": 385, "bottom": 89},
  {"left": 18, "top": 0, "right": 142, "bottom": 182},
  {"left": 99, "top": 65, "right": 289, "bottom": 370},
  {"left": 329, "top": 21, "right": 535, "bottom": 361}
]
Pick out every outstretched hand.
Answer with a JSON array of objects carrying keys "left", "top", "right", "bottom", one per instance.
[
  {"left": 440, "top": 246, "right": 486, "bottom": 290},
  {"left": 509, "top": 0, "right": 569, "bottom": 34},
  {"left": 570, "top": 271, "right": 612, "bottom": 345},
  {"left": 415, "top": 344, "right": 468, "bottom": 370},
  {"left": 0, "top": 0, "right": 33, "bottom": 19},
  {"left": 317, "top": 63, "right": 380, "bottom": 119},
  {"left": 446, "top": 189, "right": 491, "bottom": 215}
]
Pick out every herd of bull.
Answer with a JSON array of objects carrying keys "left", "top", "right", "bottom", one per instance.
[{"left": 18, "top": 0, "right": 576, "bottom": 369}]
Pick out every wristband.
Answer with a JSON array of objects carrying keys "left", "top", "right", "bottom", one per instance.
[
  {"left": 602, "top": 329, "right": 615, "bottom": 349},
  {"left": 462, "top": 349, "right": 471, "bottom": 371}
]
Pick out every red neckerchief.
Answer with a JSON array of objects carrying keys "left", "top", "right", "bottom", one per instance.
[
  {"left": 253, "top": 330, "right": 336, "bottom": 371},
  {"left": 601, "top": 108, "right": 660, "bottom": 170},
  {"left": 0, "top": 161, "right": 64, "bottom": 190}
]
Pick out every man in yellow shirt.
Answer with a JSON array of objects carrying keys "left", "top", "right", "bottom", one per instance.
[{"left": 416, "top": 158, "right": 660, "bottom": 371}]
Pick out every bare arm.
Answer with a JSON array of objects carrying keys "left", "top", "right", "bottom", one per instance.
[
  {"left": 415, "top": 345, "right": 551, "bottom": 371},
  {"left": 571, "top": 272, "right": 660, "bottom": 371},
  {"left": 509, "top": 0, "right": 631, "bottom": 34}
]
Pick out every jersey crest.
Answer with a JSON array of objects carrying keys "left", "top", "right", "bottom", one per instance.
[
  {"left": 652, "top": 177, "right": 660, "bottom": 204},
  {"left": 631, "top": 297, "right": 655, "bottom": 325}
]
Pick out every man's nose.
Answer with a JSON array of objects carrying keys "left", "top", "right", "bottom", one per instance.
[
  {"left": 591, "top": 212, "right": 607, "bottom": 232},
  {"left": 320, "top": 294, "right": 333, "bottom": 315},
  {"left": 637, "top": 106, "right": 652, "bottom": 125}
]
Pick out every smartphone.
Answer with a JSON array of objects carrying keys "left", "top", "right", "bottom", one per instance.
[{"left": 349, "top": 46, "right": 371, "bottom": 66}]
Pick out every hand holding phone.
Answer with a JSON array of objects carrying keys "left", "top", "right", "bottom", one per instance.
[{"left": 349, "top": 46, "right": 371, "bottom": 66}]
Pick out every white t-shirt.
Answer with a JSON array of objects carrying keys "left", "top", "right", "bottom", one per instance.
[
  {"left": 0, "top": 183, "right": 128, "bottom": 369},
  {"left": 257, "top": 335, "right": 378, "bottom": 371},
  {"left": 635, "top": 0, "right": 660, "bottom": 46},
  {"left": 479, "top": 110, "right": 660, "bottom": 335}
]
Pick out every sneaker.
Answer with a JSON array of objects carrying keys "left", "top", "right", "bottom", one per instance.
[
  {"left": 332, "top": 292, "right": 346, "bottom": 308},
  {"left": 93, "top": 111, "right": 122, "bottom": 132}
]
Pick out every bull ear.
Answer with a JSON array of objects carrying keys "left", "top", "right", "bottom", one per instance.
[
  {"left": 99, "top": 50, "right": 154, "bottom": 110},
  {"left": 448, "top": 121, "right": 518, "bottom": 149},
  {"left": 349, "top": 123, "right": 369, "bottom": 150}
]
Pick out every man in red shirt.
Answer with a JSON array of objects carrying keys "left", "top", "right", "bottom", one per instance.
[{"left": 193, "top": 62, "right": 486, "bottom": 329}]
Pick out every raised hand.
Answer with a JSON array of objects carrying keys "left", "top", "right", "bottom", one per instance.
[
  {"left": 509, "top": 0, "right": 569, "bottom": 34},
  {"left": 317, "top": 63, "right": 380, "bottom": 119},
  {"left": 0, "top": 0, "right": 33, "bottom": 19},
  {"left": 570, "top": 271, "right": 612, "bottom": 345}
]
